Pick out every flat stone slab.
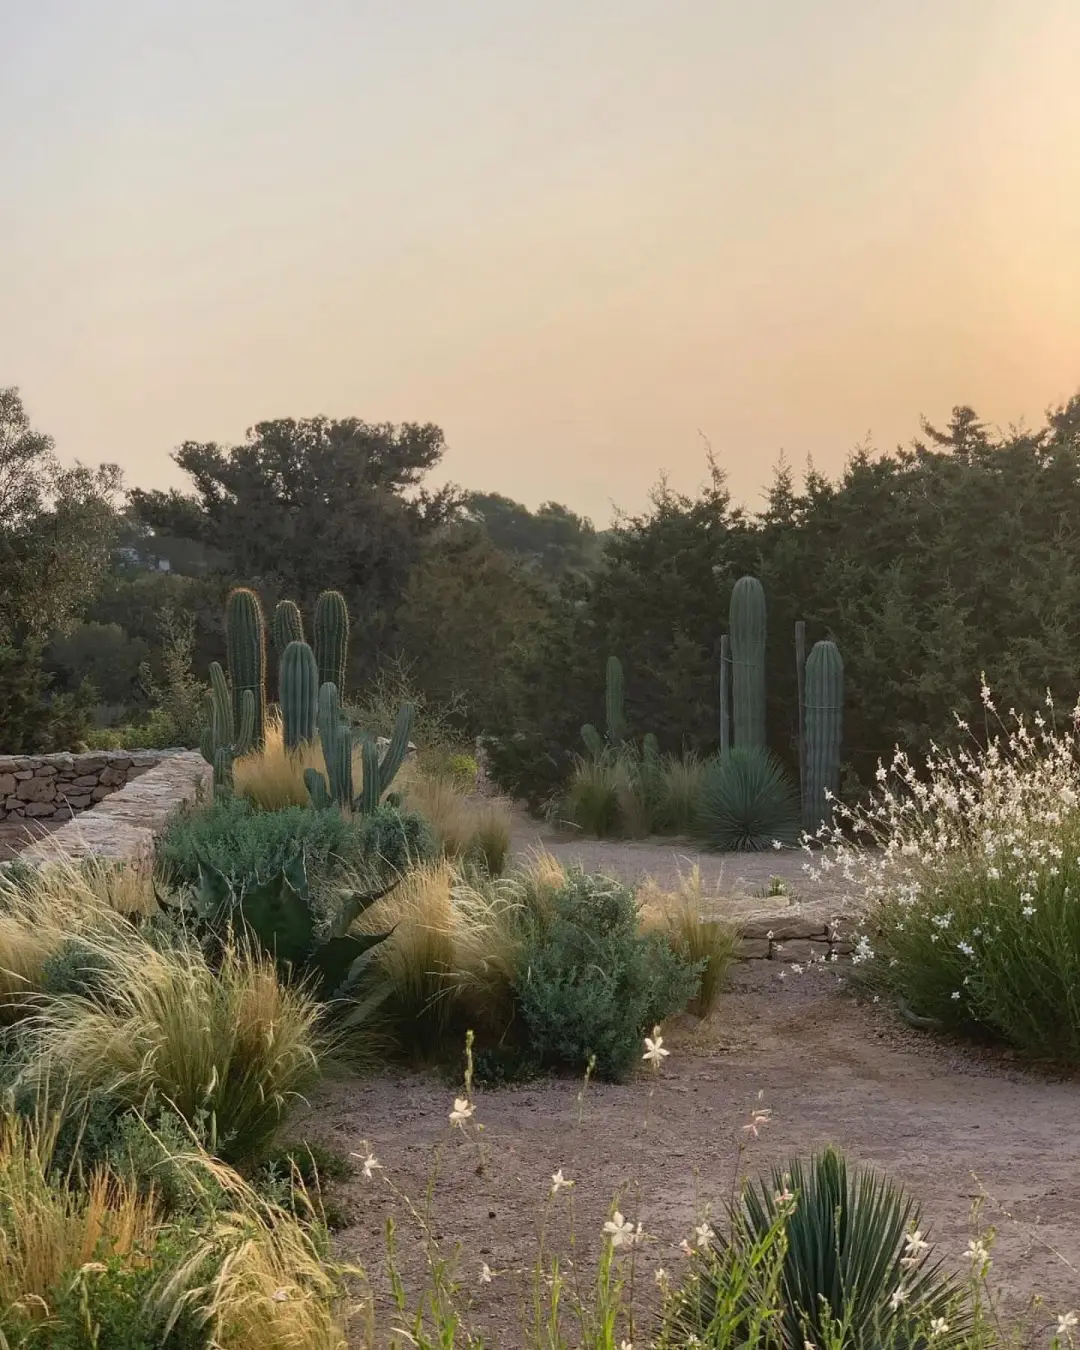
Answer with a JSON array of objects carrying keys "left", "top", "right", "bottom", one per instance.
[{"left": 18, "top": 753, "right": 210, "bottom": 863}]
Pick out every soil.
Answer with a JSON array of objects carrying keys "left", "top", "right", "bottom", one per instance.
[{"left": 301, "top": 963, "right": 1080, "bottom": 1346}]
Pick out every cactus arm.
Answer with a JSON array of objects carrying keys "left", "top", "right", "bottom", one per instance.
[
  {"left": 581, "top": 723, "right": 605, "bottom": 758},
  {"left": 304, "top": 767, "right": 333, "bottom": 810},
  {"left": 359, "top": 739, "right": 381, "bottom": 814},
  {"left": 377, "top": 702, "right": 416, "bottom": 797}
]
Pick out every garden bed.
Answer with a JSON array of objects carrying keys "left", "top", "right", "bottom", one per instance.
[{"left": 298, "top": 961, "right": 1080, "bottom": 1343}]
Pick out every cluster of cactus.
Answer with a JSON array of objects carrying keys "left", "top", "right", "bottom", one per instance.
[
  {"left": 270, "top": 591, "right": 349, "bottom": 692},
  {"left": 199, "top": 661, "right": 256, "bottom": 797},
  {"left": 303, "top": 681, "right": 415, "bottom": 815},
  {"left": 719, "top": 575, "right": 844, "bottom": 833},
  {"left": 157, "top": 850, "right": 394, "bottom": 1002}
]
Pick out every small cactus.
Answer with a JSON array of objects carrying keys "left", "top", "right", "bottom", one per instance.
[
  {"left": 199, "top": 661, "right": 255, "bottom": 797},
  {"left": 304, "top": 682, "right": 415, "bottom": 815},
  {"left": 272, "top": 600, "right": 305, "bottom": 656}
]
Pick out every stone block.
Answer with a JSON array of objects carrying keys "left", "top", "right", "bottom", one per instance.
[
  {"left": 0, "top": 774, "right": 15, "bottom": 797},
  {"left": 13, "top": 770, "right": 33, "bottom": 781},
  {"left": 0, "top": 757, "right": 17, "bottom": 774},
  {"left": 770, "top": 939, "right": 831, "bottom": 964},
  {"left": 34, "top": 765, "right": 59, "bottom": 777},
  {"left": 4, "top": 796, "right": 21, "bottom": 810},
  {"left": 99, "top": 766, "right": 128, "bottom": 787},
  {"left": 126, "top": 765, "right": 153, "bottom": 780},
  {"left": 24, "top": 802, "right": 57, "bottom": 818},
  {"left": 830, "top": 939, "right": 854, "bottom": 956},
  {"left": 91, "top": 785, "right": 116, "bottom": 801},
  {"left": 71, "top": 775, "right": 101, "bottom": 789},
  {"left": 72, "top": 754, "right": 109, "bottom": 774},
  {"left": 742, "top": 916, "right": 829, "bottom": 941},
  {"left": 17, "top": 777, "right": 56, "bottom": 803},
  {"left": 66, "top": 795, "right": 93, "bottom": 810},
  {"left": 51, "top": 803, "right": 75, "bottom": 820},
  {"left": 735, "top": 938, "right": 771, "bottom": 960}
]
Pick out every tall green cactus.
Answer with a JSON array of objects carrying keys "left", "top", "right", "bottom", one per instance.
[
  {"left": 803, "top": 639, "right": 843, "bottom": 833},
  {"left": 314, "top": 590, "right": 350, "bottom": 695},
  {"left": 279, "top": 640, "right": 318, "bottom": 750},
  {"left": 729, "top": 576, "right": 767, "bottom": 749},
  {"left": 582, "top": 654, "right": 629, "bottom": 755},
  {"left": 226, "top": 588, "right": 267, "bottom": 750},
  {"left": 304, "top": 682, "right": 415, "bottom": 815},
  {"left": 272, "top": 600, "right": 305, "bottom": 656},
  {"left": 199, "top": 661, "right": 255, "bottom": 797}
]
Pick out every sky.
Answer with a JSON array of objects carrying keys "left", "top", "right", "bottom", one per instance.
[{"left": 3, "top": 0, "right": 1079, "bottom": 526}]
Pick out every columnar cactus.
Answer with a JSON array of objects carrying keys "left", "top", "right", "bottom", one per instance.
[
  {"left": 314, "top": 590, "right": 350, "bottom": 695},
  {"left": 279, "top": 640, "right": 319, "bottom": 750},
  {"left": 304, "top": 682, "right": 415, "bottom": 815},
  {"left": 803, "top": 639, "right": 843, "bottom": 832},
  {"left": 729, "top": 576, "right": 767, "bottom": 748},
  {"left": 199, "top": 660, "right": 255, "bottom": 796},
  {"left": 582, "top": 654, "right": 629, "bottom": 755},
  {"left": 272, "top": 600, "right": 305, "bottom": 656},
  {"left": 225, "top": 588, "right": 267, "bottom": 749}
]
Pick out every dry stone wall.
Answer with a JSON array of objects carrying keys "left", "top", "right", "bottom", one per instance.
[{"left": 0, "top": 751, "right": 176, "bottom": 823}]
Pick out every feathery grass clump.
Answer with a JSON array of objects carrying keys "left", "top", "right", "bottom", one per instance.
[
  {"left": 638, "top": 866, "right": 736, "bottom": 1017},
  {"left": 19, "top": 933, "right": 323, "bottom": 1166},
  {"left": 403, "top": 771, "right": 513, "bottom": 876}
]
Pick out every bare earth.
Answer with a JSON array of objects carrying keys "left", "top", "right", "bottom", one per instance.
[{"left": 302, "top": 970, "right": 1080, "bottom": 1343}]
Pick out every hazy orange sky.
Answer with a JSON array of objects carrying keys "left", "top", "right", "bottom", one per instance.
[{"left": 4, "top": 1, "right": 1079, "bottom": 525}]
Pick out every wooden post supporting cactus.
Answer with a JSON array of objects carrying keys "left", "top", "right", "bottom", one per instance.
[
  {"left": 719, "top": 633, "right": 731, "bottom": 754},
  {"left": 795, "top": 619, "right": 807, "bottom": 804},
  {"left": 803, "top": 639, "right": 844, "bottom": 833}
]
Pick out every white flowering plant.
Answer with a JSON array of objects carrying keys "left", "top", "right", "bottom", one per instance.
[{"left": 807, "top": 684, "right": 1080, "bottom": 1061}]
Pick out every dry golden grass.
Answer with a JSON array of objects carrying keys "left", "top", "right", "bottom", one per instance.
[
  {"left": 402, "top": 771, "right": 513, "bottom": 874},
  {"left": 637, "top": 865, "right": 737, "bottom": 1017},
  {"left": 234, "top": 712, "right": 368, "bottom": 811},
  {"left": 22, "top": 934, "right": 324, "bottom": 1164},
  {"left": 0, "top": 1113, "right": 357, "bottom": 1348},
  {"left": 0, "top": 858, "right": 144, "bottom": 1023},
  {"left": 0, "top": 1112, "right": 159, "bottom": 1328}
]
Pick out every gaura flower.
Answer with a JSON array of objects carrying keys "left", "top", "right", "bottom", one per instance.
[
  {"left": 643, "top": 1027, "right": 670, "bottom": 1068},
  {"left": 449, "top": 1097, "right": 475, "bottom": 1127},
  {"left": 550, "top": 1167, "right": 573, "bottom": 1194}
]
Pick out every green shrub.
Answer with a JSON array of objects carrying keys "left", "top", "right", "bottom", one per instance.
[
  {"left": 355, "top": 802, "right": 436, "bottom": 877},
  {"left": 694, "top": 746, "right": 801, "bottom": 851},
  {"left": 39, "top": 938, "right": 117, "bottom": 1003},
  {"left": 514, "top": 870, "right": 702, "bottom": 1081},
  {"left": 155, "top": 796, "right": 366, "bottom": 890},
  {"left": 682, "top": 1149, "right": 967, "bottom": 1350},
  {"left": 0, "top": 643, "right": 95, "bottom": 754}
]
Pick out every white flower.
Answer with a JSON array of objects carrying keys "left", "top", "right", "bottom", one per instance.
[
  {"left": 900, "top": 1229, "right": 930, "bottom": 1267},
  {"left": 449, "top": 1097, "right": 475, "bottom": 1127},
  {"left": 654, "top": 1266, "right": 669, "bottom": 1286},
  {"left": 550, "top": 1167, "right": 573, "bottom": 1194},
  {"left": 694, "top": 1220, "right": 715, "bottom": 1248},
  {"left": 643, "top": 1027, "right": 670, "bottom": 1068},
  {"left": 744, "top": 1108, "right": 772, "bottom": 1138},
  {"left": 774, "top": 1185, "right": 795, "bottom": 1206},
  {"left": 603, "top": 1211, "right": 637, "bottom": 1248},
  {"left": 1023, "top": 904, "right": 1036, "bottom": 917},
  {"left": 361, "top": 1151, "right": 381, "bottom": 1180},
  {"left": 889, "top": 1286, "right": 908, "bottom": 1309},
  {"left": 679, "top": 1238, "right": 694, "bottom": 1256},
  {"left": 620, "top": 1342, "right": 634, "bottom": 1350},
  {"left": 772, "top": 839, "right": 783, "bottom": 850},
  {"left": 479, "top": 1262, "right": 493, "bottom": 1284},
  {"left": 965, "top": 1238, "right": 990, "bottom": 1268},
  {"left": 1056, "top": 1311, "right": 1078, "bottom": 1338},
  {"left": 852, "top": 935, "right": 874, "bottom": 964},
  {"left": 957, "top": 941, "right": 974, "bottom": 957},
  {"left": 271, "top": 1288, "right": 290, "bottom": 1302},
  {"left": 951, "top": 990, "right": 961, "bottom": 1000},
  {"left": 930, "top": 1318, "right": 950, "bottom": 1338}
]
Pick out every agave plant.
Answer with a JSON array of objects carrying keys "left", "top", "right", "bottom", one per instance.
[
  {"left": 682, "top": 1149, "right": 967, "bottom": 1350},
  {"left": 157, "top": 850, "right": 394, "bottom": 1003},
  {"left": 695, "top": 746, "right": 801, "bottom": 851}
]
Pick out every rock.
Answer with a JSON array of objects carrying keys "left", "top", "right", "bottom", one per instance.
[
  {"left": 99, "top": 767, "right": 128, "bottom": 787},
  {"left": 4, "top": 796, "right": 21, "bottom": 810},
  {"left": 24, "top": 802, "right": 57, "bottom": 818},
  {"left": 0, "top": 774, "right": 15, "bottom": 797},
  {"left": 66, "top": 795, "right": 93, "bottom": 810},
  {"left": 126, "top": 765, "right": 153, "bottom": 780},
  {"left": 17, "top": 777, "right": 56, "bottom": 803},
  {"left": 743, "top": 916, "right": 828, "bottom": 941},
  {"left": 0, "top": 758, "right": 17, "bottom": 774},
  {"left": 72, "top": 754, "right": 109, "bottom": 774},
  {"left": 770, "top": 938, "right": 831, "bottom": 964},
  {"left": 34, "top": 765, "right": 59, "bottom": 777},
  {"left": 13, "top": 770, "right": 33, "bottom": 781},
  {"left": 91, "top": 785, "right": 115, "bottom": 801},
  {"left": 830, "top": 939, "right": 854, "bottom": 956},
  {"left": 735, "top": 938, "right": 771, "bottom": 960},
  {"left": 71, "top": 774, "right": 101, "bottom": 789}
]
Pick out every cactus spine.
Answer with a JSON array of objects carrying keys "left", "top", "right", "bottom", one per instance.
[
  {"left": 199, "top": 660, "right": 255, "bottom": 796},
  {"left": 314, "top": 590, "right": 350, "bottom": 695},
  {"left": 718, "top": 633, "right": 731, "bottom": 754},
  {"left": 226, "top": 588, "right": 267, "bottom": 750},
  {"left": 802, "top": 639, "right": 843, "bottom": 832},
  {"left": 729, "top": 576, "right": 767, "bottom": 749},
  {"left": 279, "top": 640, "right": 319, "bottom": 750},
  {"left": 272, "top": 600, "right": 305, "bottom": 656}
]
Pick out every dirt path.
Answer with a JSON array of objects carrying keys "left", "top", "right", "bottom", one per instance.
[{"left": 299, "top": 965, "right": 1080, "bottom": 1344}]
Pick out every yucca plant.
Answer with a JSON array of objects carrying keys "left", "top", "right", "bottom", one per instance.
[
  {"left": 695, "top": 746, "right": 800, "bottom": 851},
  {"left": 692, "top": 1149, "right": 968, "bottom": 1350}
]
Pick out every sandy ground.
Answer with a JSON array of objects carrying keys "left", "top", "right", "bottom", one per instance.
[{"left": 295, "top": 962, "right": 1080, "bottom": 1345}]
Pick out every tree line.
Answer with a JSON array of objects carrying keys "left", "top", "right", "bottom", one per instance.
[{"left": 4, "top": 384, "right": 1080, "bottom": 809}]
